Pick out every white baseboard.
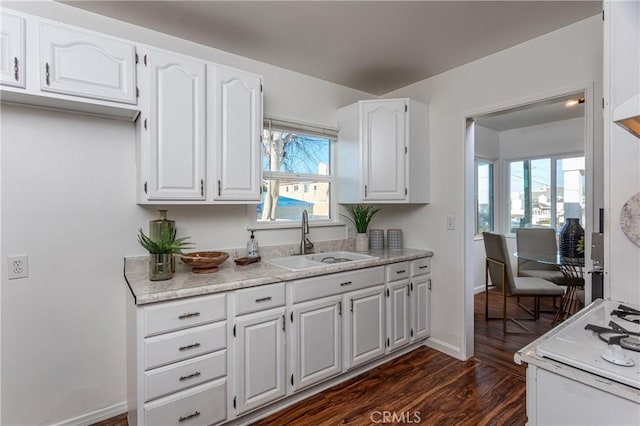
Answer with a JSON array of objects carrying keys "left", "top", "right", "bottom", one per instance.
[
  {"left": 474, "top": 285, "right": 486, "bottom": 295},
  {"left": 52, "top": 401, "right": 127, "bottom": 426},
  {"left": 425, "top": 337, "right": 464, "bottom": 360}
]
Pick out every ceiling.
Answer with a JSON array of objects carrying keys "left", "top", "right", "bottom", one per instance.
[
  {"left": 61, "top": 1, "right": 601, "bottom": 95},
  {"left": 475, "top": 93, "right": 586, "bottom": 132}
]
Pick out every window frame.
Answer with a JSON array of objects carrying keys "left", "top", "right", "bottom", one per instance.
[
  {"left": 474, "top": 158, "right": 495, "bottom": 235},
  {"left": 249, "top": 118, "right": 340, "bottom": 230},
  {"left": 504, "top": 152, "right": 585, "bottom": 235}
]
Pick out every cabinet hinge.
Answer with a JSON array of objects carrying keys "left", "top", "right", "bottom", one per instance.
[
  {"left": 602, "top": 9, "right": 605, "bottom": 21},
  {"left": 405, "top": 146, "right": 407, "bottom": 154},
  {"left": 350, "top": 299, "right": 354, "bottom": 312},
  {"left": 410, "top": 282, "right": 414, "bottom": 291},
  {"left": 144, "top": 54, "right": 148, "bottom": 66},
  {"left": 386, "top": 337, "right": 390, "bottom": 347},
  {"left": 233, "top": 396, "right": 236, "bottom": 409},
  {"left": 428, "top": 279, "right": 432, "bottom": 290},
  {"left": 144, "top": 181, "right": 147, "bottom": 194},
  {"left": 291, "top": 374, "right": 294, "bottom": 386},
  {"left": 144, "top": 118, "right": 147, "bottom": 130},
  {"left": 260, "top": 84, "right": 263, "bottom": 92},
  {"left": 338, "top": 301, "right": 342, "bottom": 316},
  {"left": 602, "top": 98, "right": 605, "bottom": 109},
  {"left": 411, "top": 328, "right": 414, "bottom": 338},
  {"left": 233, "top": 324, "right": 236, "bottom": 337},
  {"left": 405, "top": 188, "right": 408, "bottom": 196},
  {"left": 405, "top": 104, "right": 408, "bottom": 112},
  {"left": 136, "top": 87, "right": 139, "bottom": 98},
  {"left": 135, "top": 53, "right": 139, "bottom": 64},
  {"left": 282, "top": 314, "right": 286, "bottom": 332},
  {"left": 386, "top": 288, "right": 390, "bottom": 298},
  {"left": 290, "top": 311, "right": 294, "bottom": 323}
]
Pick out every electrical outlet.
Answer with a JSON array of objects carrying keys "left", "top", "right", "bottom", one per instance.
[
  {"left": 446, "top": 216, "right": 456, "bottom": 230},
  {"left": 8, "top": 255, "right": 29, "bottom": 279}
]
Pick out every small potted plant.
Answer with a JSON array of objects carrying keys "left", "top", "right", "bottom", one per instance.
[
  {"left": 342, "top": 204, "right": 381, "bottom": 251},
  {"left": 138, "top": 227, "right": 193, "bottom": 281}
]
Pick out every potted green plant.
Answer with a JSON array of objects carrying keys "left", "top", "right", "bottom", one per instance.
[
  {"left": 341, "top": 204, "right": 381, "bottom": 251},
  {"left": 138, "top": 227, "right": 193, "bottom": 281}
]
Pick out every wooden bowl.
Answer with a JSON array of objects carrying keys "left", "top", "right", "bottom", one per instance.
[{"left": 180, "top": 251, "right": 229, "bottom": 273}]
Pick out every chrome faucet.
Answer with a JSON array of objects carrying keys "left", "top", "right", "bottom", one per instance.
[{"left": 300, "top": 209, "right": 314, "bottom": 255}]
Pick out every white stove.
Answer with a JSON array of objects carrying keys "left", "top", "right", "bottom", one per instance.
[{"left": 536, "top": 299, "right": 640, "bottom": 390}]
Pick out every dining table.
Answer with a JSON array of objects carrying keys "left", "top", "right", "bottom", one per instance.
[{"left": 515, "top": 251, "right": 585, "bottom": 324}]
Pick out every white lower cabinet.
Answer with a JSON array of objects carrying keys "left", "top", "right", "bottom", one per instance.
[
  {"left": 289, "top": 295, "right": 343, "bottom": 392},
  {"left": 128, "top": 257, "right": 431, "bottom": 425},
  {"left": 235, "top": 307, "right": 286, "bottom": 414},
  {"left": 344, "top": 285, "right": 386, "bottom": 369},
  {"left": 386, "top": 278, "right": 411, "bottom": 351}
]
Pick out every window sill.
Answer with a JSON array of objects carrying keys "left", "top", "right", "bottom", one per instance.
[{"left": 248, "top": 221, "right": 346, "bottom": 231}]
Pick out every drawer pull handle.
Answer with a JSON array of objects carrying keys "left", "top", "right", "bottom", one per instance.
[
  {"left": 255, "top": 296, "right": 272, "bottom": 303},
  {"left": 14, "top": 57, "right": 19, "bottom": 81},
  {"left": 179, "top": 371, "right": 201, "bottom": 381},
  {"left": 178, "top": 312, "right": 200, "bottom": 320},
  {"left": 179, "top": 411, "right": 201, "bottom": 422},
  {"left": 45, "top": 62, "right": 50, "bottom": 85},
  {"left": 419, "top": 265, "right": 429, "bottom": 269},
  {"left": 396, "top": 270, "right": 406, "bottom": 274},
  {"left": 340, "top": 281, "right": 353, "bottom": 286},
  {"left": 178, "top": 342, "right": 201, "bottom": 351}
]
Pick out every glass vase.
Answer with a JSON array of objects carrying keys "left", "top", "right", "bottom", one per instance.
[
  {"left": 149, "top": 253, "right": 174, "bottom": 281},
  {"left": 559, "top": 218, "right": 585, "bottom": 259},
  {"left": 149, "top": 210, "right": 176, "bottom": 272}
]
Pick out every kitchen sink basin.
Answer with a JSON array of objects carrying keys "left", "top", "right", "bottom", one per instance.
[{"left": 267, "top": 251, "right": 378, "bottom": 271}]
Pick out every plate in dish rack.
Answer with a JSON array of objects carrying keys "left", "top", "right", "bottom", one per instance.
[{"left": 620, "top": 192, "right": 640, "bottom": 247}]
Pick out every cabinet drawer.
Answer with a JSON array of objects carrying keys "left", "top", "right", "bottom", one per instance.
[
  {"left": 386, "top": 262, "right": 409, "bottom": 282},
  {"left": 411, "top": 257, "right": 431, "bottom": 276},
  {"left": 144, "top": 322, "right": 226, "bottom": 370},
  {"left": 144, "top": 350, "right": 226, "bottom": 402},
  {"left": 144, "top": 378, "right": 226, "bottom": 426},
  {"left": 143, "top": 293, "right": 226, "bottom": 337},
  {"left": 236, "top": 282, "right": 285, "bottom": 315},
  {"left": 292, "top": 266, "right": 384, "bottom": 303}
]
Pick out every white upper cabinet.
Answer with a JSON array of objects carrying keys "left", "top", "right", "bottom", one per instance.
[
  {"left": 338, "top": 98, "right": 429, "bottom": 204},
  {"left": 208, "top": 65, "right": 262, "bottom": 201},
  {"left": 142, "top": 48, "right": 206, "bottom": 201},
  {"left": 0, "top": 12, "right": 26, "bottom": 88},
  {"left": 38, "top": 22, "right": 136, "bottom": 104}
]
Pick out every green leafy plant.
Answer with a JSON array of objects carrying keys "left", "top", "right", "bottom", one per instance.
[
  {"left": 577, "top": 235, "right": 585, "bottom": 255},
  {"left": 137, "top": 227, "right": 194, "bottom": 254},
  {"left": 341, "top": 204, "right": 381, "bottom": 233}
]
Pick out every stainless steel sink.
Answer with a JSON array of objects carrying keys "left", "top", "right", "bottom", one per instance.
[{"left": 267, "top": 251, "right": 378, "bottom": 271}]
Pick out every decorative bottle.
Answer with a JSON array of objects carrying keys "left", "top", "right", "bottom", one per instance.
[
  {"left": 559, "top": 218, "right": 585, "bottom": 259},
  {"left": 149, "top": 210, "right": 176, "bottom": 276},
  {"left": 247, "top": 230, "right": 259, "bottom": 258}
]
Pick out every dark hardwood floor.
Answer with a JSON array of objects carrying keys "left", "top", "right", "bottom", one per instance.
[{"left": 93, "top": 289, "right": 555, "bottom": 426}]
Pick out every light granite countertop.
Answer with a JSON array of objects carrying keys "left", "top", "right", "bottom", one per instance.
[{"left": 124, "top": 242, "right": 433, "bottom": 305}]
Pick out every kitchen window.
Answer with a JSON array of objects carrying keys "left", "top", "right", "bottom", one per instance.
[
  {"left": 508, "top": 155, "right": 585, "bottom": 233},
  {"left": 257, "top": 118, "right": 337, "bottom": 224}
]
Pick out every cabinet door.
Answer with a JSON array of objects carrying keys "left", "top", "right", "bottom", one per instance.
[
  {"left": 210, "top": 65, "right": 262, "bottom": 201},
  {"left": 362, "top": 100, "right": 406, "bottom": 201},
  {"left": 386, "top": 279, "right": 410, "bottom": 351},
  {"left": 236, "top": 307, "right": 286, "bottom": 414},
  {"left": 0, "top": 12, "right": 25, "bottom": 88},
  {"left": 39, "top": 22, "right": 136, "bottom": 103},
  {"left": 411, "top": 276, "right": 431, "bottom": 340},
  {"left": 345, "top": 286, "right": 385, "bottom": 370},
  {"left": 145, "top": 49, "right": 206, "bottom": 201},
  {"left": 290, "top": 296, "right": 342, "bottom": 392}
]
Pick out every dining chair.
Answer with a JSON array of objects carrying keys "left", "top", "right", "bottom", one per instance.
[
  {"left": 483, "top": 232, "right": 565, "bottom": 333},
  {"left": 515, "top": 228, "right": 567, "bottom": 285}
]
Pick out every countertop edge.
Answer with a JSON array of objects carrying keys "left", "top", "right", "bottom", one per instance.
[{"left": 126, "top": 248, "right": 434, "bottom": 305}]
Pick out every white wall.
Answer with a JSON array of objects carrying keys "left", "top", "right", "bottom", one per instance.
[
  {"left": 376, "top": 15, "right": 603, "bottom": 358},
  {"left": 0, "top": 2, "right": 373, "bottom": 425},
  {"left": 499, "top": 117, "right": 585, "bottom": 160},
  {"left": 604, "top": 0, "right": 640, "bottom": 305}
]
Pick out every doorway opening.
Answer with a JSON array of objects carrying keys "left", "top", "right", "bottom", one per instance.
[{"left": 463, "top": 85, "right": 595, "bottom": 359}]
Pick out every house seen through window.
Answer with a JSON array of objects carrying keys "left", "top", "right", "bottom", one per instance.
[
  {"left": 509, "top": 156, "right": 585, "bottom": 232},
  {"left": 258, "top": 119, "right": 335, "bottom": 223}
]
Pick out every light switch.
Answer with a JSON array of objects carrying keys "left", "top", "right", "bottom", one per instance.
[{"left": 446, "top": 216, "right": 455, "bottom": 230}]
